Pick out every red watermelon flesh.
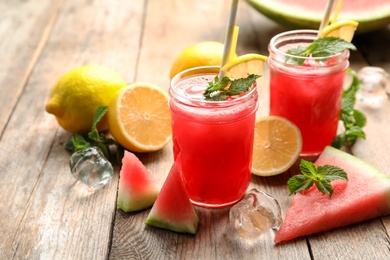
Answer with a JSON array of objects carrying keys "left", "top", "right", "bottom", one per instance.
[
  {"left": 245, "top": 0, "right": 390, "bottom": 33},
  {"left": 145, "top": 163, "right": 199, "bottom": 234},
  {"left": 117, "top": 151, "right": 160, "bottom": 212},
  {"left": 275, "top": 146, "right": 390, "bottom": 243}
]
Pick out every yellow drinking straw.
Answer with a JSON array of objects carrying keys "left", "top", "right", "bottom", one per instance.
[
  {"left": 229, "top": 26, "right": 239, "bottom": 64},
  {"left": 331, "top": 0, "right": 344, "bottom": 24},
  {"left": 319, "top": 0, "right": 344, "bottom": 32},
  {"left": 219, "top": 0, "right": 239, "bottom": 78}
]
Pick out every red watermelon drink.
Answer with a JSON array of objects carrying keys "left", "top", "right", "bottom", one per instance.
[
  {"left": 268, "top": 30, "right": 350, "bottom": 156},
  {"left": 169, "top": 66, "right": 258, "bottom": 208}
]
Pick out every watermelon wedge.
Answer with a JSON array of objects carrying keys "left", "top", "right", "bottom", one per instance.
[
  {"left": 275, "top": 146, "right": 390, "bottom": 243},
  {"left": 245, "top": 0, "right": 390, "bottom": 34},
  {"left": 117, "top": 151, "right": 160, "bottom": 212},
  {"left": 145, "top": 163, "right": 199, "bottom": 234}
]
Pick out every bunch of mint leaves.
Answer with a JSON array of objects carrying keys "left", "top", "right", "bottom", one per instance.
[
  {"left": 288, "top": 159, "right": 348, "bottom": 196},
  {"left": 332, "top": 68, "right": 366, "bottom": 149},
  {"left": 286, "top": 36, "right": 356, "bottom": 65},
  {"left": 64, "top": 106, "right": 124, "bottom": 165},
  {"left": 203, "top": 74, "right": 260, "bottom": 101}
]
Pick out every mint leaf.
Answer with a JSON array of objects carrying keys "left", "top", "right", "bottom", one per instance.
[
  {"left": 203, "top": 76, "right": 231, "bottom": 96},
  {"left": 66, "top": 133, "right": 90, "bottom": 152},
  {"left": 287, "top": 174, "right": 314, "bottom": 194},
  {"left": 65, "top": 106, "right": 124, "bottom": 165},
  {"left": 203, "top": 74, "right": 260, "bottom": 101},
  {"left": 309, "top": 37, "right": 356, "bottom": 57},
  {"left": 332, "top": 69, "right": 367, "bottom": 149},
  {"left": 299, "top": 159, "right": 318, "bottom": 178},
  {"left": 227, "top": 74, "right": 260, "bottom": 95},
  {"left": 286, "top": 37, "right": 356, "bottom": 65},
  {"left": 318, "top": 164, "right": 348, "bottom": 182},
  {"left": 286, "top": 46, "right": 307, "bottom": 65},
  {"left": 314, "top": 181, "right": 333, "bottom": 196},
  {"left": 208, "top": 92, "right": 230, "bottom": 101},
  {"left": 353, "top": 109, "right": 367, "bottom": 128},
  {"left": 331, "top": 134, "right": 346, "bottom": 149},
  {"left": 287, "top": 46, "right": 308, "bottom": 57},
  {"left": 287, "top": 159, "right": 348, "bottom": 196},
  {"left": 88, "top": 106, "right": 108, "bottom": 142}
]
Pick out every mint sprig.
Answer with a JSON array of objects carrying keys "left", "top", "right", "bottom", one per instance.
[
  {"left": 286, "top": 37, "right": 357, "bottom": 65},
  {"left": 332, "top": 68, "right": 367, "bottom": 149},
  {"left": 64, "top": 106, "right": 124, "bottom": 165},
  {"left": 203, "top": 74, "right": 260, "bottom": 101},
  {"left": 287, "top": 159, "right": 348, "bottom": 196}
]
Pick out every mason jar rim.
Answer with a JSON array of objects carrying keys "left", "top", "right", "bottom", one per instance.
[
  {"left": 169, "top": 65, "right": 258, "bottom": 108},
  {"left": 268, "top": 29, "right": 349, "bottom": 61}
]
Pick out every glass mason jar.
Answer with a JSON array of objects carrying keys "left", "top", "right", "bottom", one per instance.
[
  {"left": 169, "top": 66, "right": 258, "bottom": 208},
  {"left": 268, "top": 30, "right": 350, "bottom": 157}
]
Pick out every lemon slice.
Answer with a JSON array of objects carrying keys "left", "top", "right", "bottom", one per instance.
[
  {"left": 319, "top": 20, "right": 359, "bottom": 43},
  {"left": 252, "top": 116, "right": 302, "bottom": 176},
  {"left": 108, "top": 82, "right": 172, "bottom": 152},
  {"left": 221, "top": 54, "right": 267, "bottom": 79}
]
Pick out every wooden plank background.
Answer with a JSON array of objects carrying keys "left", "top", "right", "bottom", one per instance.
[{"left": 0, "top": 0, "right": 389, "bottom": 259}]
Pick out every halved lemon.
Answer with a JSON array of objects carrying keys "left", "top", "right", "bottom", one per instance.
[
  {"left": 108, "top": 82, "right": 172, "bottom": 152},
  {"left": 221, "top": 53, "right": 267, "bottom": 79},
  {"left": 252, "top": 116, "right": 302, "bottom": 176},
  {"left": 319, "top": 20, "right": 359, "bottom": 43}
]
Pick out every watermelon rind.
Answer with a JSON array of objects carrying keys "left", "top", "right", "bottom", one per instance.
[
  {"left": 275, "top": 146, "right": 390, "bottom": 243},
  {"left": 145, "top": 213, "right": 199, "bottom": 235},
  {"left": 117, "top": 191, "right": 159, "bottom": 212},
  {"left": 245, "top": 0, "right": 390, "bottom": 34},
  {"left": 145, "top": 164, "right": 199, "bottom": 234},
  {"left": 117, "top": 151, "right": 160, "bottom": 212}
]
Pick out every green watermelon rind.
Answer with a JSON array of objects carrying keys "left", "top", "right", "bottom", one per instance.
[
  {"left": 145, "top": 211, "right": 199, "bottom": 235},
  {"left": 245, "top": 0, "right": 390, "bottom": 33},
  {"left": 117, "top": 190, "right": 159, "bottom": 212}
]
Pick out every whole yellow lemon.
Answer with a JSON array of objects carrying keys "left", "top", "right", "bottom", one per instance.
[
  {"left": 45, "top": 65, "right": 127, "bottom": 134},
  {"left": 169, "top": 41, "right": 235, "bottom": 79}
]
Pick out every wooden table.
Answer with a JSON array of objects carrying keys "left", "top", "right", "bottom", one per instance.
[{"left": 1, "top": 0, "right": 390, "bottom": 259}]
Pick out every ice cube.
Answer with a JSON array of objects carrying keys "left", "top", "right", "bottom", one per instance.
[
  {"left": 69, "top": 146, "right": 114, "bottom": 190},
  {"left": 356, "top": 66, "right": 390, "bottom": 108},
  {"left": 229, "top": 188, "right": 282, "bottom": 239}
]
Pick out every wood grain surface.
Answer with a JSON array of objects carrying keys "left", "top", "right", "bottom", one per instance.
[{"left": 1, "top": 0, "right": 389, "bottom": 259}]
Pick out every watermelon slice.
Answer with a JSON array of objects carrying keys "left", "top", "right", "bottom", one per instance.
[
  {"left": 145, "top": 163, "right": 199, "bottom": 234},
  {"left": 245, "top": 0, "right": 390, "bottom": 34},
  {"left": 117, "top": 151, "right": 160, "bottom": 212},
  {"left": 275, "top": 146, "right": 390, "bottom": 243}
]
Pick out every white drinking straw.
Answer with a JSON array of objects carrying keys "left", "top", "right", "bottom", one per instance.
[
  {"left": 219, "top": 0, "right": 239, "bottom": 78},
  {"left": 318, "top": 0, "right": 335, "bottom": 32}
]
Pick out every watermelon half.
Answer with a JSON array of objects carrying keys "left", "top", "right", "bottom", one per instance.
[
  {"left": 145, "top": 163, "right": 199, "bottom": 234},
  {"left": 275, "top": 146, "right": 390, "bottom": 243},
  {"left": 117, "top": 151, "right": 160, "bottom": 212},
  {"left": 245, "top": 0, "right": 390, "bottom": 34}
]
